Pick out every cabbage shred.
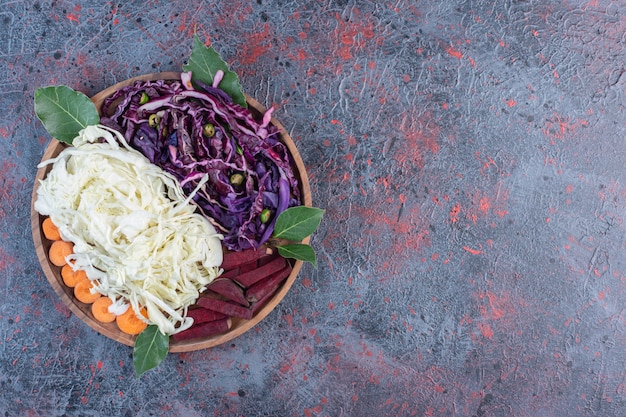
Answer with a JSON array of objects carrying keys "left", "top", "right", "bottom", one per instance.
[
  {"left": 35, "top": 125, "right": 224, "bottom": 335},
  {"left": 99, "top": 72, "right": 301, "bottom": 251}
]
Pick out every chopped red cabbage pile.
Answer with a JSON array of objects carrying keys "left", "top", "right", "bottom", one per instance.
[{"left": 100, "top": 73, "right": 301, "bottom": 251}]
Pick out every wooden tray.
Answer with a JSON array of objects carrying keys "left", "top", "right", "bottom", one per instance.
[{"left": 31, "top": 73, "right": 311, "bottom": 352}]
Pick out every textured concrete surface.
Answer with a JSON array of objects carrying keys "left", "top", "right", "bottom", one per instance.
[{"left": 1, "top": 0, "right": 626, "bottom": 416}]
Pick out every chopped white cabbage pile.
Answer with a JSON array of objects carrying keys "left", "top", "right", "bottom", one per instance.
[{"left": 35, "top": 124, "right": 223, "bottom": 335}]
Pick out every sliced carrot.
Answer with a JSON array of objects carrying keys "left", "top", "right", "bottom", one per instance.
[
  {"left": 74, "top": 278, "right": 101, "bottom": 304},
  {"left": 91, "top": 297, "right": 116, "bottom": 323},
  {"left": 42, "top": 217, "right": 61, "bottom": 241},
  {"left": 61, "top": 264, "right": 87, "bottom": 288},
  {"left": 49, "top": 240, "right": 74, "bottom": 267},
  {"left": 116, "top": 306, "right": 148, "bottom": 335}
]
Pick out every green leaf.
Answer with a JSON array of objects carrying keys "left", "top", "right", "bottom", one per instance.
[
  {"left": 277, "top": 243, "right": 317, "bottom": 268},
  {"left": 133, "top": 325, "right": 169, "bottom": 378},
  {"left": 273, "top": 206, "right": 325, "bottom": 241},
  {"left": 183, "top": 35, "right": 247, "bottom": 108},
  {"left": 34, "top": 86, "right": 100, "bottom": 144}
]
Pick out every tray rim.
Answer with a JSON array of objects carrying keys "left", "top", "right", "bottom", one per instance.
[{"left": 31, "top": 72, "right": 312, "bottom": 352}]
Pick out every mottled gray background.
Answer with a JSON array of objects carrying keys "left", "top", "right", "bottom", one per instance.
[{"left": 0, "top": 0, "right": 625, "bottom": 416}]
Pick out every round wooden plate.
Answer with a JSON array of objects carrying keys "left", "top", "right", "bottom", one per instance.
[{"left": 31, "top": 72, "right": 311, "bottom": 352}]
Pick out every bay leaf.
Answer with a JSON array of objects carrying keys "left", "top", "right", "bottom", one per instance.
[
  {"left": 277, "top": 243, "right": 317, "bottom": 269},
  {"left": 182, "top": 34, "right": 247, "bottom": 108},
  {"left": 34, "top": 86, "right": 100, "bottom": 144},
  {"left": 133, "top": 325, "right": 169, "bottom": 378},
  {"left": 273, "top": 206, "right": 325, "bottom": 242}
]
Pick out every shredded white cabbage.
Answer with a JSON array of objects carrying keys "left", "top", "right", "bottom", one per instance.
[{"left": 35, "top": 124, "right": 223, "bottom": 335}]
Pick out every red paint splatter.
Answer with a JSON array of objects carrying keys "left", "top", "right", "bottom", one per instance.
[
  {"left": 353, "top": 201, "right": 431, "bottom": 276},
  {"left": 476, "top": 290, "right": 521, "bottom": 324},
  {"left": 462, "top": 185, "right": 509, "bottom": 224},
  {"left": 463, "top": 246, "right": 482, "bottom": 255},
  {"left": 393, "top": 111, "right": 440, "bottom": 168},
  {"left": 505, "top": 98, "right": 517, "bottom": 107},
  {"left": 478, "top": 197, "right": 490, "bottom": 215},
  {"left": 54, "top": 302, "right": 72, "bottom": 318},
  {"left": 478, "top": 323, "right": 494, "bottom": 339},
  {"left": 66, "top": 13, "right": 79, "bottom": 22},
  {"left": 294, "top": 48, "right": 308, "bottom": 61},
  {"left": 332, "top": 9, "right": 378, "bottom": 62},
  {"left": 468, "top": 290, "right": 532, "bottom": 342},
  {"left": 542, "top": 113, "right": 589, "bottom": 144},
  {"left": 449, "top": 203, "right": 461, "bottom": 223},
  {"left": 484, "top": 292, "right": 507, "bottom": 319},
  {"left": 0, "top": 160, "right": 17, "bottom": 213},
  {"left": 75, "top": 54, "right": 87, "bottom": 66},
  {"left": 0, "top": 248, "right": 15, "bottom": 272},
  {"left": 445, "top": 46, "right": 463, "bottom": 59},
  {"left": 238, "top": 23, "right": 272, "bottom": 65}
]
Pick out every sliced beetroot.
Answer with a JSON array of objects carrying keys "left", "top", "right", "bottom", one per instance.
[
  {"left": 186, "top": 308, "right": 227, "bottom": 324},
  {"left": 250, "top": 289, "right": 277, "bottom": 315},
  {"left": 197, "top": 297, "right": 253, "bottom": 320},
  {"left": 232, "top": 256, "right": 287, "bottom": 288},
  {"left": 207, "top": 278, "right": 249, "bottom": 307},
  {"left": 172, "top": 318, "right": 232, "bottom": 342},
  {"left": 221, "top": 246, "right": 273, "bottom": 270},
  {"left": 245, "top": 265, "right": 292, "bottom": 304}
]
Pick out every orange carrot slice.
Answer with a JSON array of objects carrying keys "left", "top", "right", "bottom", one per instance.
[
  {"left": 91, "top": 297, "right": 116, "bottom": 323},
  {"left": 49, "top": 240, "right": 74, "bottom": 267},
  {"left": 74, "top": 278, "right": 101, "bottom": 304},
  {"left": 61, "top": 264, "right": 87, "bottom": 288},
  {"left": 42, "top": 217, "right": 61, "bottom": 241},
  {"left": 116, "top": 306, "right": 148, "bottom": 335}
]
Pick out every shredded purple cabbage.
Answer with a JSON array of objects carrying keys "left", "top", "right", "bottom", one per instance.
[{"left": 100, "top": 73, "right": 301, "bottom": 251}]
